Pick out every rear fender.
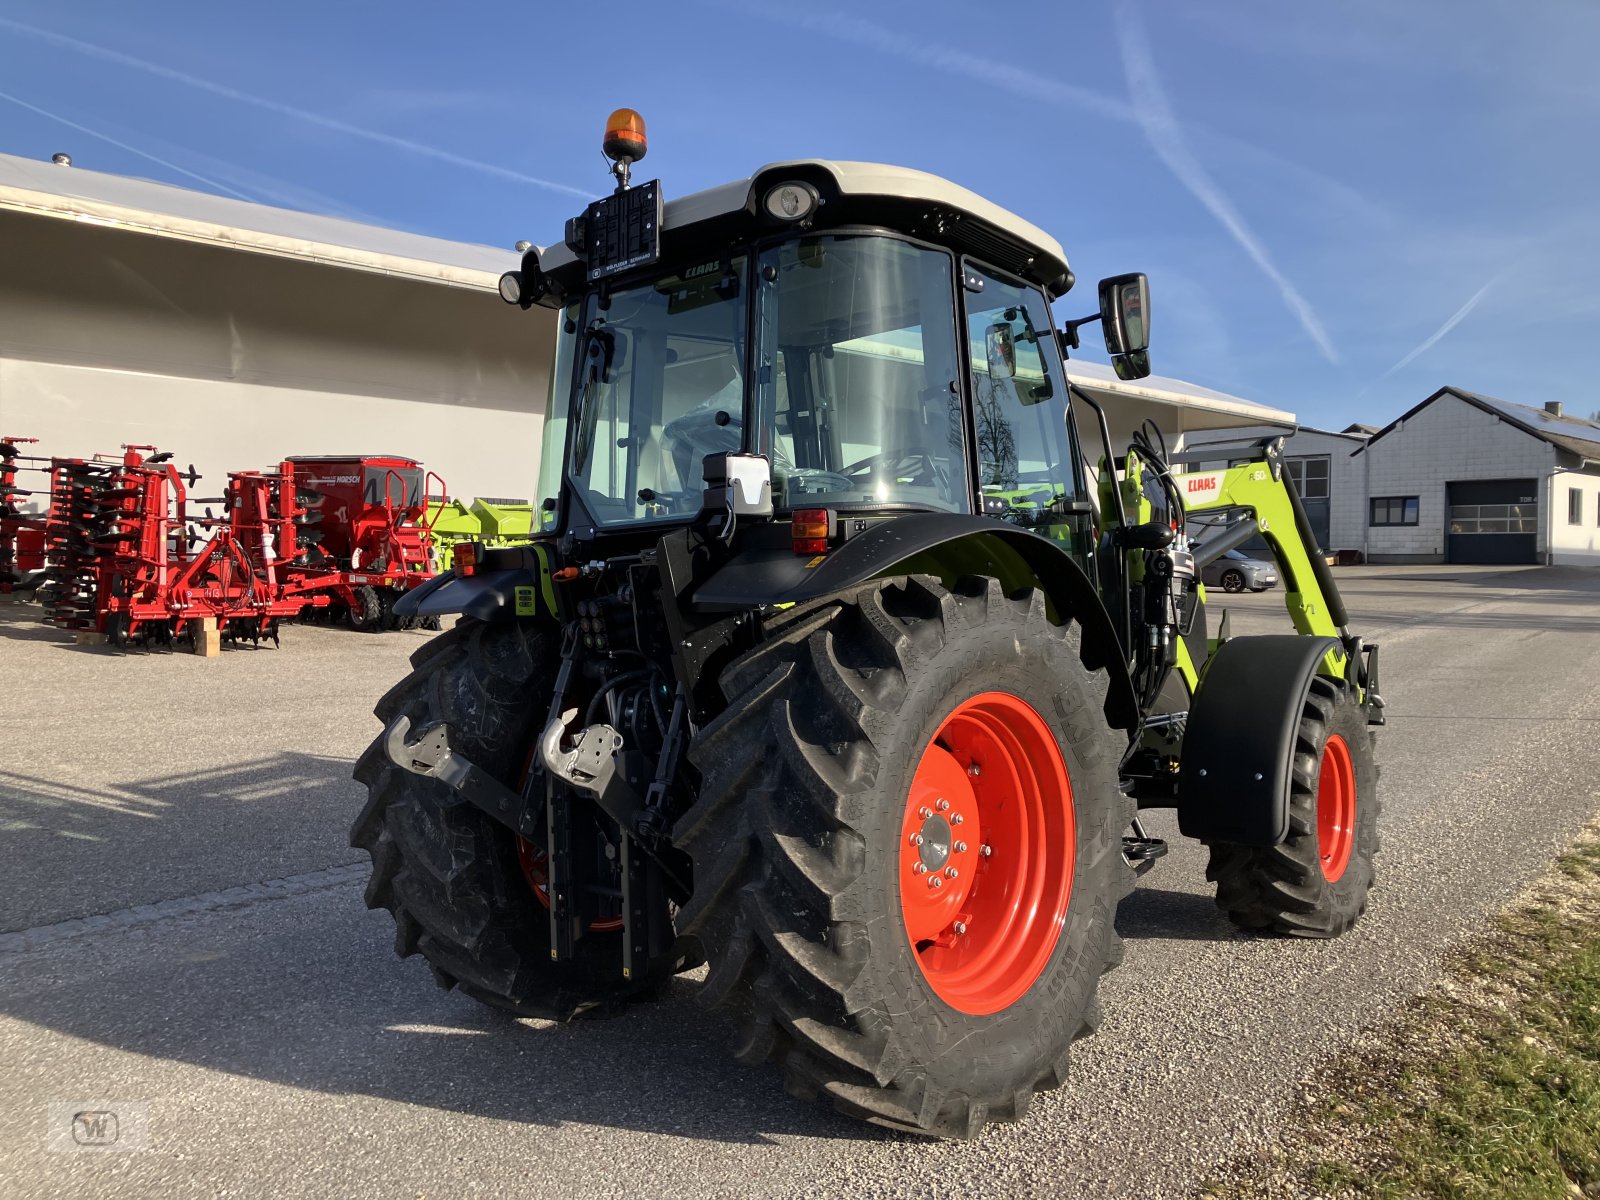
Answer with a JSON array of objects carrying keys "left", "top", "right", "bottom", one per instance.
[
  {"left": 696, "top": 514, "right": 1137, "bottom": 731},
  {"left": 395, "top": 545, "right": 557, "bottom": 622}
]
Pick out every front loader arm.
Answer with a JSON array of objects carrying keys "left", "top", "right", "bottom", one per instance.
[{"left": 1176, "top": 460, "right": 1349, "bottom": 683}]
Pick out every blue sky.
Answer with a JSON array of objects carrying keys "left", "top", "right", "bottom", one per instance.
[{"left": 2, "top": 1, "right": 1597, "bottom": 430}]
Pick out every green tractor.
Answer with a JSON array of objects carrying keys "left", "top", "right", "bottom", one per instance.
[{"left": 352, "top": 111, "right": 1383, "bottom": 1138}]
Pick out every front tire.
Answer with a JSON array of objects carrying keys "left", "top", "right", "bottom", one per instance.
[
  {"left": 1220, "top": 569, "right": 1246, "bottom": 593},
  {"left": 1207, "top": 676, "right": 1379, "bottom": 937},
  {"left": 676, "top": 576, "right": 1132, "bottom": 1138}
]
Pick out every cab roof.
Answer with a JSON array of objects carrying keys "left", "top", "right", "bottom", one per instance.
[{"left": 535, "top": 160, "right": 1073, "bottom": 297}]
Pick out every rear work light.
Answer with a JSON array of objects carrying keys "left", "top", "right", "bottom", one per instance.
[
  {"left": 452, "top": 541, "right": 479, "bottom": 577},
  {"left": 792, "top": 508, "right": 832, "bottom": 555}
]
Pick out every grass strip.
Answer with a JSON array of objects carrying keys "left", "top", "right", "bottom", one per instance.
[{"left": 1202, "top": 826, "right": 1600, "bottom": 1199}]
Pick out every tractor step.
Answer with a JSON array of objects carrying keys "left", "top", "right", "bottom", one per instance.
[{"left": 1122, "top": 835, "right": 1168, "bottom": 875}]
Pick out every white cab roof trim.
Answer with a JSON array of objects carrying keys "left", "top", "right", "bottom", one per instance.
[
  {"left": 536, "top": 160, "right": 1069, "bottom": 282},
  {"left": 0, "top": 151, "right": 514, "bottom": 290}
]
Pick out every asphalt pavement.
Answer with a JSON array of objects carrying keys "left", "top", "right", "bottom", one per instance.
[{"left": 2, "top": 565, "right": 1598, "bottom": 1198}]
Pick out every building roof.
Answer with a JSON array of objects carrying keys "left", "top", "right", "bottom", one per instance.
[
  {"left": 1354, "top": 385, "right": 1600, "bottom": 464},
  {"left": 1067, "top": 360, "right": 1296, "bottom": 432},
  {"left": 1296, "top": 423, "right": 1371, "bottom": 441},
  {"left": 0, "top": 151, "right": 513, "bottom": 290},
  {"left": 1341, "top": 422, "right": 1379, "bottom": 436}
]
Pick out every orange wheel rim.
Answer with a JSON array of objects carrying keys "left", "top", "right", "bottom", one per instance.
[
  {"left": 898, "top": 692, "right": 1075, "bottom": 1016},
  {"left": 1316, "top": 735, "right": 1356, "bottom": 883}
]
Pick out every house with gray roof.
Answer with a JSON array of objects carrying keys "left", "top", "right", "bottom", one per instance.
[{"left": 1352, "top": 386, "right": 1600, "bottom": 565}]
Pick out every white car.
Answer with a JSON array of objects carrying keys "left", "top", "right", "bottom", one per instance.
[{"left": 1199, "top": 548, "right": 1279, "bottom": 593}]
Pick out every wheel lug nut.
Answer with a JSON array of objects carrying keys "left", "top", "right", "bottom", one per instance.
[
  {"left": 953, "top": 921, "right": 967, "bottom": 935},
  {"left": 980, "top": 844, "right": 992, "bottom": 857},
  {"left": 954, "top": 840, "right": 967, "bottom": 853},
  {"left": 968, "top": 764, "right": 981, "bottom": 777},
  {"left": 935, "top": 798, "right": 950, "bottom": 812},
  {"left": 918, "top": 806, "right": 932, "bottom": 819},
  {"left": 929, "top": 876, "right": 943, "bottom": 889},
  {"left": 913, "top": 862, "right": 927, "bottom": 874},
  {"left": 946, "top": 867, "right": 958, "bottom": 879},
  {"left": 910, "top": 833, "right": 924, "bottom": 846},
  {"left": 951, "top": 814, "right": 964, "bottom": 826}
]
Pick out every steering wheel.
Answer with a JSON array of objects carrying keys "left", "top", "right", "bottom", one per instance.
[{"left": 840, "top": 446, "right": 950, "bottom": 498}]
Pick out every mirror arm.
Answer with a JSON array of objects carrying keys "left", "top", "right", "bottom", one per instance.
[{"left": 1058, "top": 312, "right": 1102, "bottom": 352}]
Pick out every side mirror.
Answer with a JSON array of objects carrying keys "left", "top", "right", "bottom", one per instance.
[
  {"left": 1113, "top": 350, "right": 1151, "bottom": 381},
  {"left": 984, "top": 322, "right": 1016, "bottom": 379},
  {"left": 1099, "top": 272, "right": 1151, "bottom": 379}
]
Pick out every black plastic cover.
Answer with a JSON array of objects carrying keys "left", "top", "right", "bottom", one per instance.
[
  {"left": 585, "top": 181, "right": 662, "bottom": 282},
  {"left": 394, "top": 568, "right": 533, "bottom": 622},
  {"left": 1177, "top": 634, "right": 1339, "bottom": 845}
]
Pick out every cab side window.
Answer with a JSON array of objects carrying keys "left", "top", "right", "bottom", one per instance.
[{"left": 964, "top": 267, "right": 1082, "bottom": 540}]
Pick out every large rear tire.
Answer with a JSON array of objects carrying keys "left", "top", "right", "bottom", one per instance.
[
  {"left": 1206, "top": 676, "right": 1379, "bottom": 937},
  {"left": 676, "top": 575, "right": 1132, "bottom": 1138},
  {"left": 350, "top": 617, "right": 674, "bottom": 1019}
]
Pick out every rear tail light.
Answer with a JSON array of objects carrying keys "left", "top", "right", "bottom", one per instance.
[
  {"left": 792, "top": 508, "right": 831, "bottom": 555},
  {"left": 452, "top": 541, "right": 478, "bottom": 577}
]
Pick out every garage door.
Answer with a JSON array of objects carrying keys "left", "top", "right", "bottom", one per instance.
[{"left": 1447, "top": 479, "right": 1538, "bottom": 564}]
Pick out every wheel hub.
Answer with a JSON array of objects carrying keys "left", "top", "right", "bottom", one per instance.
[{"left": 917, "top": 813, "right": 953, "bottom": 872}]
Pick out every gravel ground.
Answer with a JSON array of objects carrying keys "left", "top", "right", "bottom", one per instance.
[{"left": 1, "top": 565, "right": 1597, "bottom": 1198}]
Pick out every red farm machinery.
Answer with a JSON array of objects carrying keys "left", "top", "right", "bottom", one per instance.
[
  {"left": 282, "top": 455, "right": 442, "bottom": 631},
  {"left": 1, "top": 436, "right": 49, "bottom": 595},
  {"left": 25, "top": 444, "right": 443, "bottom": 648}
]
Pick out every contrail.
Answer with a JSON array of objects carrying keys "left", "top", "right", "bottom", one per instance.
[
  {"left": 1379, "top": 278, "right": 1499, "bottom": 379},
  {"left": 0, "top": 16, "right": 595, "bottom": 200},
  {"left": 0, "top": 89, "right": 258, "bottom": 202},
  {"left": 1112, "top": 0, "right": 1339, "bottom": 363},
  {"left": 762, "top": 9, "right": 1133, "bottom": 123}
]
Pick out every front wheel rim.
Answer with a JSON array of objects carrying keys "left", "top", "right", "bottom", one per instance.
[
  {"left": 898, "top": 692, "right": 1076, "bottom": 1016},
  {"left": 1316, "top": 734, "right": 1357, "bottom": 882}
]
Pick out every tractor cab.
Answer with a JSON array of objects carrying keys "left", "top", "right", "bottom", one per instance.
[{"left": 498, "top": 111, "right": 1151, "bottom": 589}]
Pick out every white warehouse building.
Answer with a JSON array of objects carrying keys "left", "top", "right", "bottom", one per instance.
[{"left": 0, "top": 151, "right": 546, "bottom": 501}]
